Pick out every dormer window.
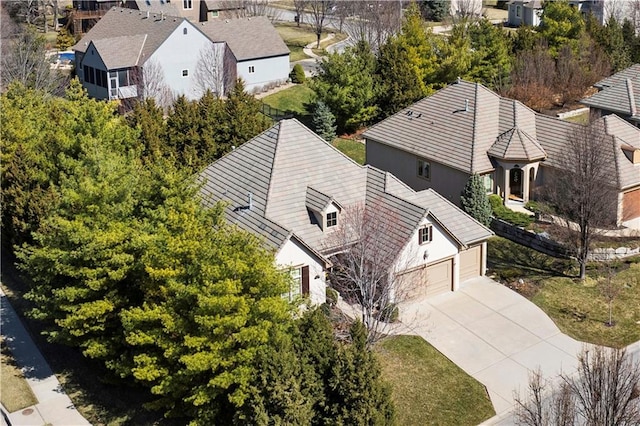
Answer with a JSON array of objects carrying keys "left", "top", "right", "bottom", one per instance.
[
  {"left": 326, "top": 212, "right": 337, "bottom": 227},
  {"left": 418, "top": 225, "right": 432, "bottom": 245}
]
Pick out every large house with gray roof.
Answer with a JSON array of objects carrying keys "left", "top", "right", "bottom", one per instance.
[
  {"left": 73, "top": 7, "right": 289, "bottom": 103},
  {"left": 364, "top": 79, "right": 640, "bottom": 229},
  {"left": 198, "top": 119, "right": 493, "bottom": 303},
  {"left": 582, "top": 64, "right": 640, "bottom": 128}
]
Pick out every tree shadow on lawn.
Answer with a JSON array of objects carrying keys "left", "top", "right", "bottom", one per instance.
[{"left": 487, "top": 236, "right": 577, "bottom": 281}]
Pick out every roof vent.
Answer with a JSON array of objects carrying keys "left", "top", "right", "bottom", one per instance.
[
  {"left": 146, "top": 10, "right": 149, "bottom": 18},
  {"left": 465, "top": 99, "right": 469, "bottom": 112},
  {"left": 457, "top": 76, "right": 461, "bottom": 84}
]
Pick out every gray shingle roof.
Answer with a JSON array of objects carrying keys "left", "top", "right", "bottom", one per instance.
[
  {"left": 603, "top": 115, "right": 640, "bottom": 190},
  {"left": 199, "top": 16, "right": 289, "bottom": 61},
  {"left": 197, "top": 119, "right": 492, "bottom": 262},
  {"left": 364, "top": 79, "right": 640, "bottom": 191},
  {"left": 488, "top": 127, "right": 546, "bottom": 161},
  {"left": 582, "top": 77, "right": 640, "bottom": 123},
  {"left": 91, "top": 34, "right": 147, "bottom": 69},
  {"left": 73, "top": 7, "right": 184, "bottom": 65},
  {"left": 363, "top": 81, "right": 503, "bottom": 175},
  {"left": 131, "top": 0, "right": 180, "bottom": 15},
  {"left": 594, "top": 64, "right": 640, "bottom": 89}
]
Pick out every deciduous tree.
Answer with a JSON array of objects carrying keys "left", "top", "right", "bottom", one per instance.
[{"left": 542, "top": 121, "right": 618, "bottom": 279}]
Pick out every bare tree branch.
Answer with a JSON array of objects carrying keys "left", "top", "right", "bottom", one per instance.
[
  {"left": 194, "top": 42, "right": 227, "bottom": 98},
  {"left": 541, "top": 120, "right": 619, "bottom": 279},
  {"left": 324, "top": 200, "right": 416, "bottom": 346},
  {"left": 516, "top": 347, "right": 640, "bottom": 426},
  {"left": 309, "top": 0, "right": 333, "bottom": 48}
]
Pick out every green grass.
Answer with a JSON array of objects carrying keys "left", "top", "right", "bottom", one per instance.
[
  {"left": 532, "top": 267, "right": 640, "bottom": 348},
  {"left": 563, "top": 111, "right": 590, "bottom": 124},
  {"left": 1, "top": 340, "right": 38, "bottom": 413},
  {"left": 488, "top": 236, "right": 640, "bottom": 348},
  {"left": 288, "top": 45, "right": 308, "bottom": 62},
  {"left": 275, "top": 22, "right": 330, "bottom": 61},
  {"left": 376, "top": 336, "right": 495, "bottom": 426},
  {"left": 262, "top": 84, "right": 314, "bottom": 116},
  {"left": 332, "top": 138, "right": 365, "bottom": 165}
]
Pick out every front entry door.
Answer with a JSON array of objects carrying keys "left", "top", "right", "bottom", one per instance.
[{"left": 510, "top": 168, "right": 523, "bottom": 199}]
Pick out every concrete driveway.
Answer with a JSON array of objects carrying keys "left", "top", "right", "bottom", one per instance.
[{"left": 397, "top": 277, "right": 585, "bottom": 423}]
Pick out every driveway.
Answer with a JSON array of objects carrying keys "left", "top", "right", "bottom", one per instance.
[{"left": 397, "top": 277, "right": 585, "bottom": 423}]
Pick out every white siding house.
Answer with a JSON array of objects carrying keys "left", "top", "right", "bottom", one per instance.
[{"left": 198, "top": 119, "right": 493, "bottom": 306}]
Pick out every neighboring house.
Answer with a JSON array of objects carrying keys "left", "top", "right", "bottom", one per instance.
[
  {"left": 506, "top": 0, "right": 635, "bottom": 27},
  {"left": 450, "top": 0, "right": 483, "bottom": 18},
  {"left": 198, "top": 119, "right": 493, "bottom": 304},
  {"left": 199, "top": 0, "right": 245, "bottom": 21},
  {"left": 507, "top": 0, "right": 542, "bottom": 27},
  {"left": 363, "top": 79, "right": 640, "bottom": 228},
  {"left": 73, "top": 7, "right": 216, "bottom": 102},
  {"left": 73, "top": 7, "right": 289, "bottom": 102},
  {"left": 199, "top": 16, "right": 290, "bottom": 94},
  {"left": 582, "top": 64, "right": 640, "bottom": 127}
]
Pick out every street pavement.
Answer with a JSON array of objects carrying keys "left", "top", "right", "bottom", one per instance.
[{"left": 1, "top": 287, "right": 90, "bottom": 426}]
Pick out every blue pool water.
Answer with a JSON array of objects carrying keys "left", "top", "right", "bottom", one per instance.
[{"left": 58, "top": 52, "right": 74, "bottom": 62}]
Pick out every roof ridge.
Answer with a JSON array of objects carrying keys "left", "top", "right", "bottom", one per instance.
[
  {"left": 627, "top": 79, "right": 637, "bottom": 116},
  {"left": 469, "top": 82, "right": 479, "bottom": 173},
  {"left": 263, "top": 120, "right": 283, "bottom": 215},
  {"left": 136, "top": 33, "right": 147, "bottom": 66}
]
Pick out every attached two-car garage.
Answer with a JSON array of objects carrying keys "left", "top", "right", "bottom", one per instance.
[{"left": 402, "top": 244, "right": 484, "bottom": 300}]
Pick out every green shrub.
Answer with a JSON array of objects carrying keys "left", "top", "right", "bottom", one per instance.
[
  {"left": 290, "top": 64, "right": 306, "bottom": 83},
  {"left": 489, "top": 195, "right": 533, "bottom": 227},
  {"left": 326, "top": 287, "right": 338, "bottom": 306},
  {"left": 56, "top": 28, "right": 75, "bottom": 51},
  {"left": 377, "top": 303, "right": 399, "bottom": 323}
]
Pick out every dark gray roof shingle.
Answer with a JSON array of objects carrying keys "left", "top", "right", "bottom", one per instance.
[
  {"left": 199, "top": 16, "right": 289, "bottom": 61},
  {"left": 594, "top": 64, "right": 640, "bottom": 89},
  {"left": 73, "top": 7, "right": 184, "bottom": 63},
  {"left": 198, "top": 119, "right": 492, "bottom": 260}
]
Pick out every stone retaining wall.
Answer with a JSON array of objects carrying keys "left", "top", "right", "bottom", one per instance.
[{"left": 490, "top": 218, "right": 571, "bottom": 259}]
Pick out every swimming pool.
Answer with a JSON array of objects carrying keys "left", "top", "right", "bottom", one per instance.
[{"left": 58, "top": 51, "right": 74, "bottom": 62}]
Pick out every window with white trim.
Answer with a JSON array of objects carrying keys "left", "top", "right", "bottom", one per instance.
[
  {"left": 417, "top": 158, "right": 431, "bottom": 180},
  {"left": 182, "top": 69, "right": 189, "bottom": 77},
  {"left": 289, "top": 267, "right": 302, "bottom": 300},
  {"left": 248, "top": 66, "right": 255, "bottom": 73},
  {"left": 183, "top": 0, "right": 192, "bottom": 9},
  {"left": 516, "top": 5, "right": 521, "bottom": 17},
  {"left": 211, "top": 10, "right": 219, "bottom": 17},
  {"left": 418, "top": 225, "right": 432, "bottom": 245},
  {"left": 483, "top": 173, "right": 494, "bottom": 193},
  {"left": 326, "top": 211, "right": 337, "bottom": 228}
]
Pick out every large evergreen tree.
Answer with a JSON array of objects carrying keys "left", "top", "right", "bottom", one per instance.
[
  {"left": 461, "top": 173, "right": 492, "bottom": 227},
  {"left": 376, "top": 35, "right": 427, "bottom": 118},
  {"left": 313, "top": 41, "right": 379, "bottom": 133},
  {"left": 468, "top": 19, "right": 512, "bottom": 88}
]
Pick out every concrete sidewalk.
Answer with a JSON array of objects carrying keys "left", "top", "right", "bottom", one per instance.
[{"left": 1, "top": 287, "right": 90, "bottom": 425}]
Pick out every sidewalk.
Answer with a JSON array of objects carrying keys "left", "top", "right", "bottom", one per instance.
[{"left": 0, "top": 287, "right": 90, "bottom": 426}]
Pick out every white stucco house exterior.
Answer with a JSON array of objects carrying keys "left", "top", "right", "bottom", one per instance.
[
  {"left": 73, "top": 7, "right": 289, "bottom": 104},
  {"left": 197, "top": 119, "right": 493, "bottom": 305}
]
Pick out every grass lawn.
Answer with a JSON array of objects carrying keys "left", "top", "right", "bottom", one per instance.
[
  {"left": 376, "top": 335, "right": 495, "bottom": 426},
  {"left": 488, "top": 237, "right": 640, "bottom": 348},
  {"left": 262, "top": 83, "right": 314, "bottom": 116},
  {"left": 275, "top": 22, "right": 330, "bottom": 61},
  {"left": 563, "top": 111, "right": 590, "bottom": 124},
  {"left": 332, "top": 138, "right": 365, "bottom": 165},
  {"left": 1, "top": 340, "right": 38, "bottom": 413}
]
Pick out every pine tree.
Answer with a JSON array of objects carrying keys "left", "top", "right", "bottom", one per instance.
[
  {"left": 313, "top": 100, "right": 337, "bottom": 142},
  {"left": 461, "top": 174, "right": 492, "bottom": 226},
  {"left": 376, "top": 35, "right": 427, "bottom": 118}
]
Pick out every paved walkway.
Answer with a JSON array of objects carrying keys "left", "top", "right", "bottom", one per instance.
[{"left": 0, "top": 287, "right": 90, "bottom": 426}]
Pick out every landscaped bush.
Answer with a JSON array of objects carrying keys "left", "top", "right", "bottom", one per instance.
[
  {"left": 489, "top": 195, "right": 534, "bottom": 227},
  {"left": 326, "top": 287, "right": 338, "bottom": 306},
  {"left": 290, "top": 63, "right": 306, "bottom": 83},
  {"left": 377, "top": 303, "right": 399, "bottom": 323}
]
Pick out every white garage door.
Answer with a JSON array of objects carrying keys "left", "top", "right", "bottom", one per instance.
[
  {"left": 424, "top": 259, "right": 453, "bottom": 298},
  {"left": 459, "top": 245, "right": 482, "bottom": 282}
]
